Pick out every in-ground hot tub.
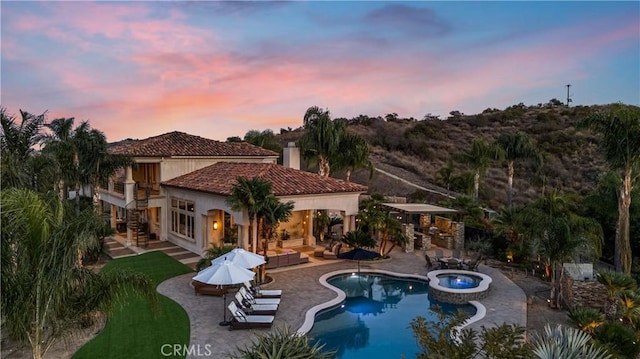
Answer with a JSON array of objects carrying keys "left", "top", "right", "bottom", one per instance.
[{"left": 427, "top": 270, "right": 492, "bottom": 304}]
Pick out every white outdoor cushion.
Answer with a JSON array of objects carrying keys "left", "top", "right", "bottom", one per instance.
[{"left": 239, "top": 287, "right": 281, "bottom": 305}]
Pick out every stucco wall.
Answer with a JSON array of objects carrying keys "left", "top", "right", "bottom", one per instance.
[
  {"left": 162, "top": 187, "right": 245, "bottom": 255},
  {"left": 279, "top": 192, "right": 362, "bottom": 215}
]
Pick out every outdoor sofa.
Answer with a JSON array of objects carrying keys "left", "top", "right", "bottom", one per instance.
[
  {"left": 264, "top": 249, "right": 309, "bottom": 269},
  {"left": 314, "top": 242, "right": 342, "bottom": 259},
  {"left": 191, "top": 280, "right": 226, "bottom": 296}
]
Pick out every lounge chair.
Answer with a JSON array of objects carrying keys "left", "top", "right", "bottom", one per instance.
[
  {"left": 239, "top": 287, "right": 281, "bottom": 305},
  {"left": 234, "top": 292, "right": 278, "bottom": 315},
  {"left": 243, "top": 281, "right": 282, "bottom": 298},
  {"left": 227, "top": 302, "right": 274, "bottom": 330},
  {"left": 463, "top": 254, "right": 482, "bottom": 271},
  {"left": 452, "top": 249, "right": 461, "bottom": 259}
]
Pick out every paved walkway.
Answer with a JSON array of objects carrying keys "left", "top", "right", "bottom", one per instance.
[{"left": 157, "top": 247, "right": 526, "bottom": 358}]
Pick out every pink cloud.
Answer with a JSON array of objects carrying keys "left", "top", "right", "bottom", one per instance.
[{"left": 4, "top": 3, "right": 637, "bottom": 142}]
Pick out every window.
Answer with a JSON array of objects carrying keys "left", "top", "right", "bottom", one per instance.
[{"left": 170, "top": 198, "right": 195, "bottom": 240}]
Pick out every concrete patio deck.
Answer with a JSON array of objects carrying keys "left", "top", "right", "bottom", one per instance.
[{"left": 157, "top": 247, "right": 526, "bottom": 358}]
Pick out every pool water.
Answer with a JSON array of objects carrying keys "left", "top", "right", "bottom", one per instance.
[
  {"left": 437, "top": 274, "right": 481, "bottom": 289},
  {"left": 307, "top": 274, "right": 476, "bottom": 359}
]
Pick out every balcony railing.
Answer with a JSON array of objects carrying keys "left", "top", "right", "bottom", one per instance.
[
  {"left": 113, "top": 182, "right": 125, "bottom": 194},
  {"left": 104, "top": 182, "right": 160, "bottom": 197}
]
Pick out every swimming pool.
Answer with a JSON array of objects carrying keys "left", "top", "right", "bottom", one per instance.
[{"left": 305, "top": 272, "right": 478, "bottom": 359}]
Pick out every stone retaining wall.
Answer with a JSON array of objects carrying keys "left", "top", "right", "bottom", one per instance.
[
  {"left": 429, "top": 286, "right": 490, "bottom": 305},
  {"left": 560, "top": 272, "right": 607, "bottom": 310}
]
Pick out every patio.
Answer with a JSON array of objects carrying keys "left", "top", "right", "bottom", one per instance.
[{"left": 157, "top": 246, "right": 526, "bottom": 358}]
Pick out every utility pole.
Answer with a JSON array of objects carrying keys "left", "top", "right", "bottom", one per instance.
[{"left": 566, "top": 84, "right": 572, "bottom": 107}]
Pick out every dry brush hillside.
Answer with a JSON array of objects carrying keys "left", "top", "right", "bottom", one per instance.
[{"left": 278, "top": 103, "right": 611, "bottom": 209}]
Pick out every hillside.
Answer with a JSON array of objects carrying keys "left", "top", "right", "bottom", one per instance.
[{"left": 278, "top": 102, "right": 611, "bottom": 209}]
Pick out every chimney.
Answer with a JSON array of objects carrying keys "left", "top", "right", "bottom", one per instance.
[{"left": 282, "top": 142, "right": 300, "bottom": 170}]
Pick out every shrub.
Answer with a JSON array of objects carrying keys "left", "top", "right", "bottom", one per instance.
[
  {"left": 593, "top": 322, "right": 640, "bottom": 359},
  {"left": 568, "top": 307, "right": 605, "bottom": 334},
  {"left": 230, "top": 326, "right": 334, "bottom": 359},
  {"left": 529, "top": 324, "right": 612, "bottom": 359},
  {"left": 195, "top": 244, "right": 235, "bottom": 271},
  {"left": 411, "top": 309, "right": 531, "bottom": 359}
]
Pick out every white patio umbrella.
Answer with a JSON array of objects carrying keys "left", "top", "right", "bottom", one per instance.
[
  {"left": 211, "top": 248, "right": 266, "bottom": 269},
  {"left": 192, "top": 260, "right": 256, "bottom": 326}
]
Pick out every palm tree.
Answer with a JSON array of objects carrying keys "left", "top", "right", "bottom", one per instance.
[
  {"left": 579, "top": 104, "right": 640, "bottom": 274},
  {"left": 491, "top": 206, "right": 523, "bottom": 243},
  {"left": 435, "top": 160, "right": 454, "bottom": 192},
  {"left": 43, "top": 117, "right": 79, "bottom": 200},
  {"left": 439, "top": 195, "right": 485, "bottom": 229},
  {"left": 520, "top": 190, "right": 603, "bottom": 306},
  {"left": 357, "top": 193, "right": 387, "bottom": 238},
  {"left": 616, "top": 290, "right": 640, "bottom": 328},
  {"left": 313, "top": 211, "right": 331, "bottom": 243},
  {"left": 0, "top": 108, "right": 48, "bottom": 190},
  {"left": 596, "top": 271, "right": 637, "bottom": 320},
  {"left": 335, "top": 131, "right": 373, "bottom": 182},
  {"left": 341, "top": 230, "right": 377, "bottom": 250},
  {"left": 243, "top": 129, "right": 282, "bottom": 155},
  {"left": 259, "top": 195, "right": 295, "bottom": 255},
  {"left": 568, "top": 307, "right": 605, "bottom": 335},
  {"left": 300, "top": 106, "right": 346, "bottom": 178},
  {"left": 226, "top": 177, "right": 273, "bottom": 253},
  {"left": 1, "top": 188, "right": 156, "bottom": 359},
  {"left": 377, "top": 215, "right": 409, "bottom": 257},
  {"left": 258, "top": 195, "right": 291, "bottom": 276},
  {"left": 455, "top": 137, "right": 502, "bottom": 202},
  {"left": 494, "top": 131, "right": 541, "bottom": 208},
  {"left": 73, "top": 123, "right": 133, "bottom": 199},
  {"left": 327, "top": 216, "right": 343, "bottom": 237}
]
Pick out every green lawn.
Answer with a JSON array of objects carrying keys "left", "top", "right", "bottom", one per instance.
[{"left": 74, "top": 251, "right": 194, "bottom": 359}]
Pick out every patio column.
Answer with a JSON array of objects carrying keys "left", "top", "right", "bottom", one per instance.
[
  {"left": 342, "top": 215, "right": 350, "bottom": 234},
  {"left": 110, "top": 204, "right": 117, "bottom": 229},
  {"left": 305, "top": 210, "right": 313, "bottom": 245},
  {"left": 306, "top": 210, "right": 316, "bottom": 247},
  {"left": 237, "top": 224, "right": 248, "bottom": 250}
]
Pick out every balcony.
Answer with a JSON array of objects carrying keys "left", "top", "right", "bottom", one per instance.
[{"left": 98, "top": 181, "right": 163, "bottom": 208}]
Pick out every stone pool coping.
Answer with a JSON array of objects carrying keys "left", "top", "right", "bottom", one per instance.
[{"left": 296, "top": 268, "right": 487, "bottom": 335}]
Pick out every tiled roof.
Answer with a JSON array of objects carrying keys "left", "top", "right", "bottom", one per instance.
[
  {"left": 162, "top": 162, "right": 368, "bottom": 196},
  {"left": 108, "top": 131, "right": 278, "bottom": 157}
]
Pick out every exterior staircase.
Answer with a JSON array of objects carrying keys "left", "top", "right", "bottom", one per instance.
[
  {"left": 125, "top": 184, "right": 150, "bottom": 248},
  {"left": 107, "top": 184, "right": 201, "bottom": 268}
]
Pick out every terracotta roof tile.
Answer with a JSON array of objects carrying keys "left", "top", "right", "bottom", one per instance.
[
  {"left": 162, "top": 162, "right": 368, "bottom": 196},
  {"left": 108, "top": 131, "right": 278, "bottom": 157}
]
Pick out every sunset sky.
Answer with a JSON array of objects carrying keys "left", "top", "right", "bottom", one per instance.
[{"left": 2, "top": 1, "right": 638, "bottom": 142}]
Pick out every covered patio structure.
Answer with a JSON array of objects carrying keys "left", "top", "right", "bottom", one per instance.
[
  {"left": 161, "top": 162, "right": 367, "bottom": 256},
  {"left": 381, "top": 203, "right": 463, "bottom": 251}
]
